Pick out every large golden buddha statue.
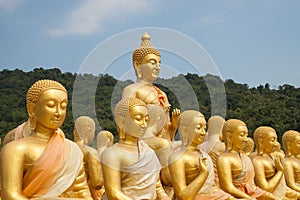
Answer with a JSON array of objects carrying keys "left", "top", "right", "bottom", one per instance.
[
  {"left": 282, "top": 130, "right": 300, "bottom": 194},
  {"left": 100, "top": 98, "right": 170, "bottom": 200},
  {"left": 1, "top": 79, "right": 92, "bottom": 199},
  {"left": 217, "top": 119, "right": 278, "bottom": 200},
  {"left": 122, "top": 32, "right": 180, "bottom": 142},
  {"left": 74, "top": 116, "right": 103, "bottom": 200},
  {"left": 122, "top": 32, "right": 180, "bottom": 196},
  {"left": 169, "top": 110, "right": 234, "bottom": 200}
]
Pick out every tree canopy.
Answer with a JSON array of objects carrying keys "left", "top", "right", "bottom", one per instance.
[{"left": 1, "top": 68, "right": 299, "bottom": 146}]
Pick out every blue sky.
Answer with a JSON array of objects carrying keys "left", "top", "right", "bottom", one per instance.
[{"left": 0, "top": 0, "right": 299, "bottom": 88}]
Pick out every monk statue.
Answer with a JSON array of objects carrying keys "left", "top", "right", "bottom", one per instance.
[
  {"left": 169, "top": 110, "right": 234, "bottom": 200},
  {"left": 200, "top": 115, "right": 225, "bottom": 188},
  {"left": 0, "top": 79, "right": 92, "bottom": 199},
  {"left": 217, "top": 119, "right": 278, "bottom": 200},
  {"left": 95, "top": 130, "right": 114, "bottom": 198},
  {"left": 282, "top": 130, "right": 300, "bottom": 194},
  {"left": 122, "top": 32, "right": 180, "bottom": 142},
  {"left": 96, "top": 130, "right": 114, "bottom": 158},
  {"left": 74, "top": 116, "right": 103, "bottom": 200},
  {"left": 100, "top": 98, "right": 170, "bottom": 200},
  {"left": 252, "top": 126, "right": 298, "bottom": 199}
]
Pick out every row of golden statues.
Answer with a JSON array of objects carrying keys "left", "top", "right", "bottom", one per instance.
[{"left": 1, "top": 33, "right": 300, "bottom": 200}]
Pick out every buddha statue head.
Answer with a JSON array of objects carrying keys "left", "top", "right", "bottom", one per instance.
[
  {"left": 26, "top": 79, "right": 68, "bottom": 132},
  {"left": 253, "top": 126, "right": 279, "bottom": 156},
  {"left": 207, "top": 115, "right": 225, "bottom": 141},
  {"left": 97, "top": 130, "right": 114, "bottom": 149},
  {"left": 74, "top": 116, "right": 96, "bottom": 145},
  {"left": 222, "top": 119, "right": 248, "bottom": 151},
  {"left": 114, "top": 98, "right": 149, "bottom": 140},
  {"left": 243, "top": 137, "right": 254, "bottom": 155},
  {"left": 178, "top": 110, "right": 206, "bottom": 147},
  {"left": 143, "top": 104, "right": 166, "bottom": 138},
  {"left": 132, "top": 32, "right": 161, "bottom": 82},
  {"left": 282, "top": 130, "right": 300, "bottom": 157}
]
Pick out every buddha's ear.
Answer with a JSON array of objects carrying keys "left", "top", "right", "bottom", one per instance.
[
  {"left": 27, "top": 102, "right": 35, "bottom": 117},
  {"left": 286, "top": 141, "right": 291, "bottom": 155},
  {"left": 257, "top": 138, "right": 263, "bottom": 147},
  {"left": 257, "top": 138, "right": 264, "bottom": 155},
  {"left": 180, "top": 126, "right": 187, "bottom": 145},
  {"left": 133, "top": 61, "right": 142, "bottom": 78},
  {"left": 225, "top": 132, "right": 232, "bottom": 150},
  {"left": 225, "top": 132, "right": 231, "bottom": 140},
  {"left": 27, "top": 102, "right": 36, "bottom": 130}
]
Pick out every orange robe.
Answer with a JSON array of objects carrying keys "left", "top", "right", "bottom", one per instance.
[{"left": 22, "top": 131, "right": 83, "bottom": 199}]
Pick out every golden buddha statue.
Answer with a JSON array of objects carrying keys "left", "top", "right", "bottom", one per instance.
[
  {"left": 169, "top": 110, "right": 234, "bottom": 200},
  {"left": 122, "top": 32, "right": 180, "bottom": 142},
  {"left": 1, "top": 79, "right": 92, "bottom": 199},
  {"left": 100, "top": 98, "right": 170, "bottom": 200},
  {"left": 217, "top": 119, "right": 278, "bottom": 200},
  {"left": 74, "top": 116, "right": 103, "bottom": 200},
  {"left": 200, "top": 115, "right": 225, "bottom": 188},
  {"left": 95, "top": 130, "right": 114, "bottom": 198},
  {"left": 252, "top": 126, "right": 288, "bottom": 199},
  {"left": 282, "top": 130, "right": 300, "bottom": 194}
]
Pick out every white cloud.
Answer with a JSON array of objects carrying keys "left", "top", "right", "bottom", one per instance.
[
  {"left": 0, "top": 0, "right": 25, "bottom": 11},
  {"left": 47, "top": 0, "right": 148, "bottom": 36}
]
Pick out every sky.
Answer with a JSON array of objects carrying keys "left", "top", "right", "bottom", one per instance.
[{"left": 0, "top": 0, "right": 299, "bottom": 88}]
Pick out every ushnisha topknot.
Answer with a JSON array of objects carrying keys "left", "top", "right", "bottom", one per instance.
[
  {"left": 26, "top": 79, "right": 67, "bottom": 103},
  {"left": 132, "top": 32, "right": 161, "bottom": 65}
]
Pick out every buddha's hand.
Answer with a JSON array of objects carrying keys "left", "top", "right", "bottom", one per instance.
[
  {"left": 199, "top": 157, "right": 208, "bottom": 173},
  {"left": 273, "top": 156, "right": 284, "bottom": 172},
  {"left": 171, "top": 108, "right": 180, "bottom": 128}
]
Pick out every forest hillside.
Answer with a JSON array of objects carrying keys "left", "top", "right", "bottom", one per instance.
[{"left": 1, "top": 68, "right": 299, "bottom": 146}]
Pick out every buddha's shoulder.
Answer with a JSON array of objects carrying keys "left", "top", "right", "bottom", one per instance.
[
  {"left": 1, "top": 137, "right": 33, "bottom": 153},
  {"left": 217, "top": 152, "right": 240, "bottom": 162},
  {"left": 282, "top": 157, "right": 300, "bottom": 165},
  {"left": 122, "top": 83, "right": 140, "bottom": 95}
]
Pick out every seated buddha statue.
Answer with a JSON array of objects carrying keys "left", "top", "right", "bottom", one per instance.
[
  {"left": 282, "top": 130, "right": 300, "bottom": 194},
  {"left": 252, "top": 126, "right": 289, "bottom": 199},
  {"left": 1, "top": 79, "right": 92, "bottom": 199},
  {"left": 200, "top": 115, "right": 226, "bottom": 188},
  {"left": 100, "top": 98, "right": 170, "bottom": 200},
  {"left": 74, "top": 116, "right": 103, "bottom": 200},
  {"left": 169, "top": 110, "right": 234, "bottom": 200},
  {"left": 217, "top": 119, "right": 278, "bottom": 200}
]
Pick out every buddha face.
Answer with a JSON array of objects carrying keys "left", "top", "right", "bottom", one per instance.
[
  {"left": 138, "top": 53, "right": 161, "bottom": 82},
  {"left": 231, "top": 125, "right": 248, "bottom": 151},
  {"left": 34, "top": 89, "right": 68, "bottom": 132},
  {"left": 122, "top": 105, "right": 149, "bottom": 139},
  {"left": 183, "top": 116, "right": 206, "bottom": 146},
  {"left": 290, "top": 135, "right": 300, "bottom": 156},
  {"left": 262, "top": 130, "right": 279, "bottom": 154}
]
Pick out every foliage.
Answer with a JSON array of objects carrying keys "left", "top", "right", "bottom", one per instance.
[{"left": 0, "top": 68, "right": 299, "bottom": 146}]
